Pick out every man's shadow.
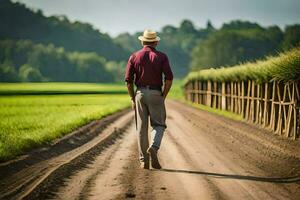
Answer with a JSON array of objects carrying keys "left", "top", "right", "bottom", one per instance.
[{"left": 152, "top": 168, "right": 300, "bottom": 183}]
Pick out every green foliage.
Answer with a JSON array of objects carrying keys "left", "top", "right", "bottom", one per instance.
[
  {"left": 114, "top": 33, "right": 141, "bottom": 52},
  {"left": 191, "top": 21, "right": 285, "bottom": 70},
  {"left": 1, "top": 0, "right": 300, "bottom": 82},
  {"left": 0, "top": 93, "right": 130, "bottom": 161},
  {"left": 168, "top": 79, "right": 185, "bottom": 100},
  {"left": 105, "top": 61, "right": 127, "bottom": 82},
  {"left": 221, "top": 20, "right": 263, "bottom": 30},
  {"left": 282, "top": 25, "right": 300, "bottom": 50},
  {"left": 0, "top": 63, "right": 18, "bottom": 82},
  {"left": 185, "top": 47, "right": 300, "bottom": 84},
  {"left": 19, "top": 64, "right": 45, "bottom": 82},
  {"left": 0, "top": 0, "right": 129, "bottom": 61},
  {"left": 0, "top": 39, "right": 117, "bottom": 82}
]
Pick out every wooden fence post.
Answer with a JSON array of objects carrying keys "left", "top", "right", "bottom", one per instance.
[
  {"left": 263, "top": 82, "right": 269, "bottom": 127},
  {"left": 270, "top": 81, "right": 276, "bottom": 131},
  {"left": 251, "top": 81, "right": 255, "bottom": 122},
  {"left": 296, "top": 83, "right": 300, "bottom": 139},
  {"left": 185, "top": 82, "right": 188, "bottom": 101},
  {"left": 237, "top": 82, "right": 241, "bottom": 114},
  {"left": 285, "top": 83, "right": 293, "bottom": 138},
  {"left": 235, "top": 82, "right": 238, "bottom": 114},
  {"left": 255, "top": 83, "right": 260, "bottom": 124},
  {"left": 245, "top": 80, "right": 251, "bottom": 120},
  {"left": 241, "top": 81, "right": 245, "bottom": 117},
  {"left": 213, "top": 81, "right": 217, "bottom": 108},
  {"left": 199, "top": 81, "right": 203, "bottom": 104},
  {"left": 222, "top": 82, "right": 226, "bottom": 110},
  {"left": 226, "top": 83, "right": 230, "bottom": 111},
  {"left": 195, "top": 80, "right": 199, "bottom": 104},
  {"left": 276, "top": 83, "right": 283, "bottom": 135},
  {"left": 292, "top": 82, "right": 299, "bottom": 139},
  {"left": 207, "top": 80, "right": 212, "bottom": 107},
  {"left": 230, "top": 82, "right": 233, "bottom": 112},
  {"left": 189, "top": 81, "right": 193, "bottom": 101}
]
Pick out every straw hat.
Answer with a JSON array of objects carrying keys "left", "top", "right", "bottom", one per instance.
[{"left": 138, "top": 29, "right": 160, "bottom": 42}]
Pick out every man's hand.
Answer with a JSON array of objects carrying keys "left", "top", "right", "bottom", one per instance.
[
  {"left": 162, "top": 80, "right": 173, "bottom": 100},
  {"left": 126, "top": 82, "right": 136, "bottom": 110},
  {"left": 131, "top": 99, "right": 136, "bottom": 110}
]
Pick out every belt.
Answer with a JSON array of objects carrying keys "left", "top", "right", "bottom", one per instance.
[{"left": 137, "top": 85, "right": 162, "bottom": 91}]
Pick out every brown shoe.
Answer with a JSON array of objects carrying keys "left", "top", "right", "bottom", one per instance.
[
  {"left": 140, "top": 161, "right": 150, "bottom": 169},
  {"left": 147, "top": 147, "right": 162, "bottom": 169}
]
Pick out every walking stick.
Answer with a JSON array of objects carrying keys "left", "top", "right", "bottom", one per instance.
[
  {"left": 133, "top": 89, "right": 137, "bottom": 130},
  {"left": 134, "top": 103, "right": 137, "bottom": 130}
]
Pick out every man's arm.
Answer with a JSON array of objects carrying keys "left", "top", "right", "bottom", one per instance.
[
  {"left": 161, "top": 55, "right": 173, "bottom": 100},
  {"left": 126, "top": 82, "right": 135, "bottom": 109},
  {"left": 162, "top": 79, "right": 172, "bottom": 99},
  {"left": 125, "top": 54, "right": 136, "bottom": 109}
]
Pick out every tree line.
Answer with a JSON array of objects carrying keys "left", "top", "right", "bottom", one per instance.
[
  {"left": 0, "top": 39, "right": 124, "bottom": 82},
  {"left": 0, "top": 0, "right": 129, "bottom": 61},
  {"left": 116, "top": 20, "right": 300, "bottom": 75},
  {"left": 0, "top": 0, "right": 299, "bottom": 82}
]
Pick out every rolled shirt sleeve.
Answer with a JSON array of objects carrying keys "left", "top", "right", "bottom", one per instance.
[
  {"left": 162, "top": 55, "right": 173, "bottom": 81},
  {"left": 124, "top": 54, "right": 135, "bottom": 83}
]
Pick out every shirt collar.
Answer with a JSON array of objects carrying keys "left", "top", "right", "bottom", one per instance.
[{"left": 143, "top": 45, "right": 156, "bottom": 51}]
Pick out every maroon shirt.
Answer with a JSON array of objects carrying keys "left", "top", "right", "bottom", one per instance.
[{"left": 125, "top": 46, "right": 173, "bottom": 86}]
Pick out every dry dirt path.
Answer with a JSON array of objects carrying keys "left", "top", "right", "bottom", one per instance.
[{"left": 2, "top": 100, "right": 300, "bottom": 200}]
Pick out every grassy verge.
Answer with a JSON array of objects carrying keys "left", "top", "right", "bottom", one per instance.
[
  {"left": 0, "top": 82, "right": 127, "bottom": 95},
  {"left": 185, "top": 101, "right": 243, "bottom": 121},
  {"left": 168, "top": 79, "right": 185, "bottom": 101},
  {"left": 168, "top": 79, "right": 242, "bottom": 121}
]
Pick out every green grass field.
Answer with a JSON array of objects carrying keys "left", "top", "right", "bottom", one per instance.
[
  {"left": 0, "top": 82, "right": 127, "bottom": 95},
  {"left": 0, "top": 83, "right": 131, "bottom": 161}
]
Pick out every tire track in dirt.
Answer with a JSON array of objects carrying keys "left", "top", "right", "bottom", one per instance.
[
  {"left": 23, "top": 121, "right": 133, "bottom": 200},
  {"left": 0, "top": 109, "right": 133, "bottom": 200},
  {"left": 53, "top": 124, "right": 138, "bottom": 200}
]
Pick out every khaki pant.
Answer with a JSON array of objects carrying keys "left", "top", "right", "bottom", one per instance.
[{"left": 135, "top": 88, "right": 166, "bottom": 162}]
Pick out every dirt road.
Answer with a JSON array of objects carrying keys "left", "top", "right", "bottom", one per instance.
[{"left": 1, "top": 100, "right": 300, "bottom": 200}]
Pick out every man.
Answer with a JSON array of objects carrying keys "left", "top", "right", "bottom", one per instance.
[{"left": 125, "top": 29, "right": 173, "bottom": 169}]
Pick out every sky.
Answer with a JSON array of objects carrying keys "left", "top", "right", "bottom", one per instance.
[{"left": 16, "top": 0, "right": 300, "bottom": 37}]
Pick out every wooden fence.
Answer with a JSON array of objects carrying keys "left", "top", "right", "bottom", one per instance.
[{"left": 184, "top": 80, "right": 300, "bottom": 140}]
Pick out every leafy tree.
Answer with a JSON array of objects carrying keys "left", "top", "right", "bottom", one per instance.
[
  {"left": 191, "top": 22, "right": 285, "bottom": 70},
  {"left": 221, "top": 20, "right": 263, "bottom": 31},
  {"left": 0, "top": 62, "right": 18, "bottom": 82},
  {"left": 0, "top": 39, "right": 115, "bottom": 82},
  {"left": 19, "top": 64, "right": 45, "bottom": 82},
  {"left": 282, "top": 25, "right": 300, "bottom": 49},
  {"left": 114, "top": 33, "right": 141, "bottom": 52},
  {"left": 105, "top": 61, "right": 127, "bottom": 82}
]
